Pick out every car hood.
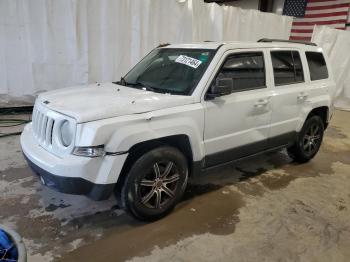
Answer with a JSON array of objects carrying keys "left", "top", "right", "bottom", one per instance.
[{"left": 37, "top": 83, "right": 196, "bottom": 123}]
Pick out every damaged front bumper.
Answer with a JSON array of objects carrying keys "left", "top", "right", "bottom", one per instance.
[{"left": 20, "top": 123, "right": 128, "bottom": 200}]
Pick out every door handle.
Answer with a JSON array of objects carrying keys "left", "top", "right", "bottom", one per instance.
[
  {"left": 254, "top": 99, "right": 269, "bottom": 108},
  {"left": 297, "top": 92, "right": 309, "bottom": 100}
]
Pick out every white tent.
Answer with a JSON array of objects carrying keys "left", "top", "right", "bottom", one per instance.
[
  {"left": 312, "top": 25, "right": 350, "bottom": 111},
  {"left": 0, "top": 0, "right": 293, "bottom": 104}
]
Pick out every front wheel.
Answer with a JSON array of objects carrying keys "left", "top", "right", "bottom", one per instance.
[
  {"left": 117, "top": 146, "right": 188, "bottom": 221},
  {"left": 287, "top": 115, "right": 324, "bottom": 163}
]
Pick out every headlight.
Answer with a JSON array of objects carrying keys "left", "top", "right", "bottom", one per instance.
[
  {"left": 60, "top": 120, "right": 74, "bottom": 147},
  {"left": 73, "top": 145, "right": 105, "bottom": 157}
]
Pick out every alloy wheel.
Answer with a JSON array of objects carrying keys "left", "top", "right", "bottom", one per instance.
[
  {"left": 302, "top": 123, "right": 321, "bottom": 156},
  {"left": 138, "top": 161, "right": 180, "bottom": 209}
]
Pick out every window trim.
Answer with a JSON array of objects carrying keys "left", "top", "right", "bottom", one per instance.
[
  {"left": 271, "top": 50, "right": 305, "bottom": 87},
  {"left": 205, "top": 50, "right": 267, "bottom": 99},
  {"left": 305, "top": 51, "right": 329, "bottom": 81}
]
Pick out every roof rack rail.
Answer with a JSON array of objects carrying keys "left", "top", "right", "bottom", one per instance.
[
  {"left": 157, "top": 43, "right": 171, "bottom": 48},
  {"left": 257, "top": 38, "right": 317, "bottom": 46}
]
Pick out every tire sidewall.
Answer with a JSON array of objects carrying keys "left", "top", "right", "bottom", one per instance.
[{"left": 122, "top": 146, "right": 188, "bottom": 221}]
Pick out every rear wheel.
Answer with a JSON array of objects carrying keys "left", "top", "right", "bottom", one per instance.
[
  {"left": 117, "top": 146, "right": 188, "bottom": 221},
  {"left": 287, "top": 115, "right": 324, "bottom": 163}
]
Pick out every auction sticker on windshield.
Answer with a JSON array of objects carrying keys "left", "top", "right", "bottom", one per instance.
[{"left": 175, "top": 55, "right": 202, "bottom": 69}]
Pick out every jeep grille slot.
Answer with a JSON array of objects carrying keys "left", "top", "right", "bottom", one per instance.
[
  {"left": 46, "top": 118, "right": 54, "bottom": 145},
  {"left": 32, "top": 107, "right": 55, "bottom": 146}
]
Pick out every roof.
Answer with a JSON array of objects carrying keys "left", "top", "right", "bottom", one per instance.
[
  {"left": 165, "top": 42, "right": 223, "bottom": 50},
  {"left": 164, "top": 40, "right": 322, "bottom": 52}
]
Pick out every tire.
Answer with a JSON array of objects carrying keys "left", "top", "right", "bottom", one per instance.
[
  {"left": 287, "top": 115, "right": 324, "bottom": 163},
  {"left": 117, "top": 146, "right": 188, "bottom": 221}
]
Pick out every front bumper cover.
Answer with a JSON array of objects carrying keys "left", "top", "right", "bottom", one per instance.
[
  {"left": 23, "top": 153, "right": 115, "bottom": 200},
  {"left": 20, "top": 123, "right": 127, "bottom": 201}
]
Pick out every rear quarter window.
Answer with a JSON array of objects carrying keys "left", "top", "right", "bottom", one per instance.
[{"left": 305, "top": 52, "right": 328, "bottom": 81}]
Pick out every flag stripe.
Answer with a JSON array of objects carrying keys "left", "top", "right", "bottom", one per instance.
[
  {"left": 291, "top": 32, "right": 315, "bottom": 37},
  {"left": 293, "top": 19, "right": 347, "bottom": 25},
  {"left": 290, "top": 36, "right": 312, "bottom": 41},
  {"left": 306, "top": 3, "right": 350, "bottom": 10},
  {"left": 304, "top": 11, "right": 348, "bottom": 18},
  {"left": 306, "top": 7, "right": 350, "bottom": 14},
  {"left": 308, "top": 0, "right": 345, "bottom": 2},
  {"left": 307, "top": 0, "right": 350, "bottom": 7},
  {"left": 294, "top": 16, "right": 348, "bottom": 22},
  {"left": 291, "top": 29, "right": 314, "bottom": 33},
  {"left": 348, "top": 4, "right": 350, "bottom": 30},
  {"left": 292, "top": 23, "right": 347, "bottom": 29}
]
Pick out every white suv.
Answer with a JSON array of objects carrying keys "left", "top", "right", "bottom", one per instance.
[{"left": 21, "top": 39, "right": 335, "bottom": 220}]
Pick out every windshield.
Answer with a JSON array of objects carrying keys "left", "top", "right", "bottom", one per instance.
[{"left": 118, "top": 48, "right": 215, "bottom": 95}]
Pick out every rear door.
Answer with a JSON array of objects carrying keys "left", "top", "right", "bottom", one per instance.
[
  {"left": 203, "top": 49, "right": 273, "bottom": 167},
  {"left": 267, "top": 49, "right": 308, "bottom": 147}
]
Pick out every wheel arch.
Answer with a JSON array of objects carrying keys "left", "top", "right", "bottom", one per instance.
[
  {"left": 306, "top": 106, "right": 329, "bottom": 128},
  {"left": 115, "top": 134, "right": 196, "bottom": 194}
]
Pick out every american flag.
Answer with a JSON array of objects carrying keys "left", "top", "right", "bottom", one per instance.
[{"left": 283, "top": 0, "right": 350, "bottom": 41}]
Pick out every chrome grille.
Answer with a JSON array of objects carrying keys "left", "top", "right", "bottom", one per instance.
[{"left": 32, "top": 106, "right": 55, "bottom": 145}]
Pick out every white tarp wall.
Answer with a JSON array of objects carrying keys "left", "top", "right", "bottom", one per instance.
[
  {"left": 312, "top": 26, "right": 350, "bottom": 111},
  {"left": 0, "top": 0, "right": 293, "bottom": 103}
]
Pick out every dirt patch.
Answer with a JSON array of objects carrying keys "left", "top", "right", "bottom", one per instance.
[
  {"left": 59, "top": 186, "right": 244, "bottom": 262},
  {"left": 326, "top": 126, "right": 348, "bottom": 139},
  {"left": 259, "top": 170, "right": 296, "bottom": 191},
  {"left": 127, "top": 162, "right": 350, "bottom": 262},
  {"left": 1, "top": 167, "right": 32, "bottom": 182}
]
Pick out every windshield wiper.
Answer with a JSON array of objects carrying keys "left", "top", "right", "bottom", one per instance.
[
  {"left": 113, "top": 77, "right": 128, "bottom": 86},
  {"left": 114, "top": 78, "right": 165, "bottom": 93},
  {"left": 133, "top": 81, "right": 159, "bottom": 92}
]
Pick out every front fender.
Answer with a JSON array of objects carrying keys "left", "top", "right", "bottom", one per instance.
[
  {"left": 75, "top": 104, "right": 205, "bottom": 161},
  {"left": 106, "top": 117, "right": 204, "bottom": 161}
]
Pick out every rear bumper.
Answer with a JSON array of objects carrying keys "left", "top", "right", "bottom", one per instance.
[{"left": 21, "top": 123, "right": 128, "bottom": 200}]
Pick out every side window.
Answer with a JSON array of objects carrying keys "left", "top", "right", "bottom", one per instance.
[
  {"left": 306, "top": 52, "right": 328, "bottom": 81},
  {"left": 271, "top": 51, "right": 304, "bottom": 86},
  {"left": 216, "top": 52, "right": 266, "bottom": 92}
]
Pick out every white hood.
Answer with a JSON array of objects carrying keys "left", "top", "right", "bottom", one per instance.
[{"left": 37, "top": 83, "right": 195, "bottom": 123}]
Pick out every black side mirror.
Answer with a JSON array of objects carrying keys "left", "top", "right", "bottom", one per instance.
[{"left": 207, "top": 78, "right": 233, "bottom": 99}]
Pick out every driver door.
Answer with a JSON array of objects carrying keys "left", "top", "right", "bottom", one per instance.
[{"left": 203, "top": 49, "right": 273, "bottom": 167}]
